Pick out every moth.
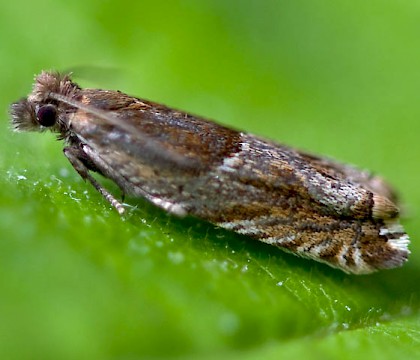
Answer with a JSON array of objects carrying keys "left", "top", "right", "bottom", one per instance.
[{"left": 10, "top": 71, "right": 410, "bottom": 274}]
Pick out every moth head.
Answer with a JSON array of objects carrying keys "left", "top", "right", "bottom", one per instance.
[
  {"left": 10, "top": 99, "right": 59, "bottom": 132},
  {"left": 10, "top": 71, "right": 80, "bottom": 133}
]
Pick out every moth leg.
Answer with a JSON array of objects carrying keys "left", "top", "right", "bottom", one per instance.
[
  {"left": 80, "top": 144, "right": 187, "bottom": 216},
  {"left": 63, "top": 146, "right": 126, "bottom": 214}
]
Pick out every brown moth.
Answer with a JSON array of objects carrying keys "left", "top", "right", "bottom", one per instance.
[{"left": 10, "top": 71, "right": 410, "bottom": 274}]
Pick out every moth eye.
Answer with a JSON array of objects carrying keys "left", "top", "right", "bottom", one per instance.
[{"left": 36, "top": 104, "right": 57, "bottom": 127}]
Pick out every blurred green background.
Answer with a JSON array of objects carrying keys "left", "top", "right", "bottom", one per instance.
[{"left": 1, "top": 1, "right": 420, "bottom": 359}]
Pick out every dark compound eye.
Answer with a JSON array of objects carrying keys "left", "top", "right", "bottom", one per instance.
[{"left": 36, "top": 104, "right": 57, "bottom": 127}]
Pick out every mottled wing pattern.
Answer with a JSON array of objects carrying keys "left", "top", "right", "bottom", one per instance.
[
  {"left": 206, "top": 135, "right": 409, "bottom": 274},
  {"left": 9, "top": 71, "right": 410, "bottom": 274}
]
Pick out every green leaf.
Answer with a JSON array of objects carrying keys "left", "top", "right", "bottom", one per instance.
[{"left": 1, "top": 1, "right": 419, "bottom": 359}]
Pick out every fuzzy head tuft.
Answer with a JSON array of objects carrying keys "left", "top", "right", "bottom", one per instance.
[
  {"left": 9, "top": 99, "right": 39, "bottom": 132},
  {"left": 9, "top": 71, "right": 81, "bottom": 133}
]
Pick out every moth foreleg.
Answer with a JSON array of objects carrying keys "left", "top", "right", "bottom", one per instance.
[
  {"left": 72, "top": 144, "right": 188, "bottom": 216},
  {"left": 63, "top": 146, "right": 125, "bottom": 214}
]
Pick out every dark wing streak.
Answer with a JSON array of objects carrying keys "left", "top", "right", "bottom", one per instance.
[{"left": 49, "top": 91, "right": 192, "bottom": 169}]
